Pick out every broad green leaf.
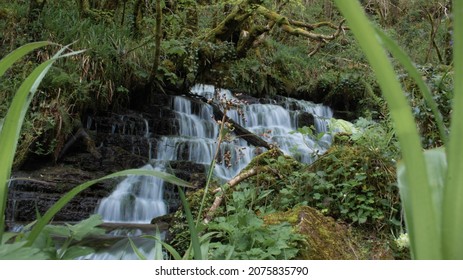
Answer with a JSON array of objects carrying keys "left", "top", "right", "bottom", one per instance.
[
  {"left": 60, "top": 246, "right": 95, "bottom": 260},
  {"left": 0, "top": 241, "right": 49, "bottom": 260},
  {"left": 44, "top": 224, "right": 72, "bottom": 238},
  {"left": 398, "top": 148, "right": 446, "bottom": 258},
  {"left": 68, "top": 214, "right": 105, "bottom": 241},
  {"left": 1, "top": 232, "right": 17, "bottom": 245}
]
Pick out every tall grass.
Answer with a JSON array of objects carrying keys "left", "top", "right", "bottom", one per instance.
[
  {"left": 334, "top": 0, "right": 461, "bottom": 259},
  {"left": 0, "top": 42, "right": 192, "bottom": 258}
]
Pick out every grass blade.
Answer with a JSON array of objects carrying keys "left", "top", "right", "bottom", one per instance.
[
  {"left": 442, "top": 0, "right": 463, "bottom": 259},
  {"left": 0, "top": 45, "right": 82, "bottom": 240},
  {"left": 178, "top": 186, "right": 202, "bottom": 260},
  {"left": 0, "top": 41, "right": 51, "bottom": 77},
  {"left": 141, "top": 235, "right": 182, "bottom": 260},
  {"left": 374, "top": 27, "right": 448, "bottom": 147},
  {"left": 128, "top": 237, "right": 147, "bottom": 260},
  {"left": 334, "top": 0, "right": 440, "bottom": 259},
  {"left": 153, "top": 228, "right": 164, "bottom": 260},
  {"left": 26, "top": 169, "right": 192, "bottom": 246}
]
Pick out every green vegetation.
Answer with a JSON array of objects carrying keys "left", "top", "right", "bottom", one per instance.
[
  {"left": 0, "top": 42, "right": 192, "bottom": 259},
  {"left": 0, "top": 0, "right": 457, "bottom": 260},
  {"left": 335, "top": 0, "right": 460, "bottom": 259}
]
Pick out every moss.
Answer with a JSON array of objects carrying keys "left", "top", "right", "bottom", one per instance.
[
  {"left": 242, "top": 148, "right": 284, "bottom": 170},
  {"left": 264, "top": 206, "right": 362, "bottom": 259}
]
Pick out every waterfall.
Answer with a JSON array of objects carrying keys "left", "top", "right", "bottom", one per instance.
[{"left": 86, "top": 84, "right": 333, "bottom": 259}]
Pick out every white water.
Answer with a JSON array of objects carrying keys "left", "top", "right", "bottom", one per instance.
[{"left": 85, "top": 84, "right": 333, "bottom": 259}]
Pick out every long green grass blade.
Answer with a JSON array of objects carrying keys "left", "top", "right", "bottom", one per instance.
[
  {"left": 0, "top": 45, "right": 82, "bottom": 240},
  {"left": 0, "top": 41, "right": 51, "bottom": 77},
  {"left": 178, "top": 186, "right": 202, "bottom": 260},
  {"left": 128, "top": 237, "right": 148, "bottom": 260},
  {"left": 153, "top": 228, "right": 164, "bottom": 260},
  {"left": 334, "top": 0, "right": 440, "bottom": 259},
  {"left": 374, "top": 27, "right": 448, "bottom": 147},
  {"left": 26, "top": 169, "right": 192, "bottom": 246},
  {"left": 141, "top": 235, "right": 182, "bottom": 260},
  {"left": 442, "top": 0, "right": 463, "bottom": 259}
]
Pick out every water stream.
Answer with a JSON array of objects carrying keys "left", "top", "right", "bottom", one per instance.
[{"left": 84, "top": 85, "right": 333, "bottom": 259}]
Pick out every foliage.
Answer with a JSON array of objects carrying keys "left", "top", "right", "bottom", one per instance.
[
  {"left": 401, "top": 64, "right": 453, "bottom": 148},
  {"left": 292, "top": 118, "right": 401, "bottom": 231},
  {"left": 208, "top": 208, "right": 301, "bottom": 260},
  {"left": 334, "top": 0, "right": 463, "bottom": 259},
  {"left": 0, "top": 42, "right": 192, "bottom": 259}
]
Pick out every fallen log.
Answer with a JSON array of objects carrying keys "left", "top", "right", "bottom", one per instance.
[{"left": 185, "top": 92, "right": 276, "bottom": 151}]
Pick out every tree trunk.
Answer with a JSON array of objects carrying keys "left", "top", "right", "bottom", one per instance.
[
  {"left": 28, "top": 0, "right": 47, "bottom": 23},
  {"left": 204, "top": 0, "right": 263, "bottom": 43},
  {"left": 149, "top": 0, "right": 163, "bottom": 86},
  {"left": 132, "top": 0, "right": 143, "bottom": 37}
]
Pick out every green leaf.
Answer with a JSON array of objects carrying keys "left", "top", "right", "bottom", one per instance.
[
  {"left": 60, "top": 246, "right": 95, "bottom": 260},
  {"left": 398, "top": 147, "right": 446, "bottom": 258},
  {"left": 141, "top": 235, "right": 182, "bottom": 260},
  {"left": 0, "top": 241, "right": 49, "bottom": 260},
  {"left": 128, "top": 238, "right": 147, "bottom": 260},
  {"left": 44, "top": 224, "right": 72, "bottom": 238},
  {"left": 153, "top": 228, "right": 164, "bottom": 260},
  {"left": 442, "top": 0, "right": 463, "bottom": 260},
  {"left": 0, "top": 41, "right": 51, "bottom": 77},
  {"left": 68, "top": 214, "right": 105, "bottom": 241},
  {"left": 178, "top": 186, "right": 202, "bottom": 260}
]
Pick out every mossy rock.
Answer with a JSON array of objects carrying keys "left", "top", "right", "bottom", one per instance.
[{"left": 264, "top": 206, "right": 360, "bottom": 259}]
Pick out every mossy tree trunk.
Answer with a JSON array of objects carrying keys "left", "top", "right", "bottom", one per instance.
[
  {"left": 149, "top": 0, "right": 163, "bottom": 88},
  {"left": 204, "top": 1, "right": 347, "bottom": 59},
  {"left": 76, "top": 0, "right": 114, "bottom": 22},
  {"left": 204, "top": 0, "right": 263, "bottom": 43},
  {"left": 28, "top": 0, "right": 47, "bottom": 23},
  {"left": 132, "top": 0, "right": 143, "bottom": 37}
]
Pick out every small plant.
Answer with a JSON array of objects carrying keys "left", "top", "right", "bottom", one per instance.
[{"left": 197, "top": 178, "right": 303, "bottom": 260}]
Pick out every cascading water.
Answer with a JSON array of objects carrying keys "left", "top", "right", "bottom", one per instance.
[{"left": 85, "top": 84, "right": 334, "bottom": 259}]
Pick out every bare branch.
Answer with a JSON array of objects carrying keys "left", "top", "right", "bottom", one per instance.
[{"left": 203, "top": 166, "right": 273, "bottom": 223}]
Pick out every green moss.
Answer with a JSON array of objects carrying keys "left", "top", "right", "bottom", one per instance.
[{"left": 264, "top": 206, "right": 361, "bottom": 259}]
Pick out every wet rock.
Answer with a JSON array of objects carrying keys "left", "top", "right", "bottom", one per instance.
[
  {"left": 7, "top": 166, "right": 114, "bottom": 223},
  {"left": 296, "top": 112, "right": 315, "bottom": 128}
]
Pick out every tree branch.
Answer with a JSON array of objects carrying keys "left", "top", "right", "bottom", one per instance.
[
  {"left": 186, "top": 93, "right": 276, "bottom": 150},
  {"left": 255, "top": 5, "right": 346, "bottom": 43},
  {"left": 203, "top": 166, "right": 272, "bottom": 223}
]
